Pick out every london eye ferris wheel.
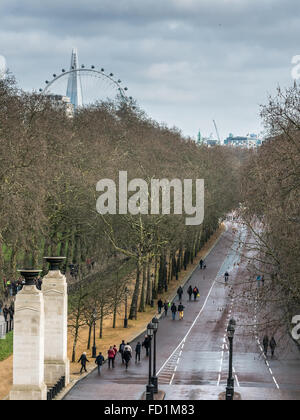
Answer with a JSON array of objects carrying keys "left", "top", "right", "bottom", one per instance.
[{"left": 39, "top": 48, "right": 132, "bottom": 110}]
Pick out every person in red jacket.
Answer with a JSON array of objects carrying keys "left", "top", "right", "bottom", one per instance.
[{"left": 108, "top": 346, "right": 115, "bottom": 368}]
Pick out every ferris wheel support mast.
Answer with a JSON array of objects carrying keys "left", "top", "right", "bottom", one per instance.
[{"left": 213, "top": 120, "right": 222, "bottom": 145}]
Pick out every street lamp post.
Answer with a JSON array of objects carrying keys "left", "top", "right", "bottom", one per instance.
[
  {"left": 92, "top": 310, "right": 97, "bottom": 358},
  {"left": 151, "top": 316, "right": 159, "bottom": 394},
  {"left": 226, "top": 319, "right": 236, "bottom": 400},
  {"left": 124, "top": 287, "right": 129, "bottom": 328},
  {"left": 145, "top": 323, "right": 155, "bottom": 401}
]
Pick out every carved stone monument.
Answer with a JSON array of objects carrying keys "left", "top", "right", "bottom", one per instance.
[
  {"left": 10, "top": 270, "right": 47, "bottom": 400},
  {"left": 42, "top": 257, "right": 70, "bottom": 387}
]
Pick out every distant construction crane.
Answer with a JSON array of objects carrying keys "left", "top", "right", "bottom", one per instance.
[{"left": 213, "top": 120, "right": 221, "bottom": 144}]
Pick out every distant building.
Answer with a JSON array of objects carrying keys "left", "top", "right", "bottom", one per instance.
[
  {"left": 224, "top": 133, "right": 263, "bottom": 149},
  {"left": 197, "top": 130, "right": 220, "bottom": 147},
  {"left": 46, "top": 94, "right": 74, "bottom": 118}
]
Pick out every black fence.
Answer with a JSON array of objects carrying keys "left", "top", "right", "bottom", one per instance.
[{"left": 47, "top": 376, "right": 66, "bottom": 400}]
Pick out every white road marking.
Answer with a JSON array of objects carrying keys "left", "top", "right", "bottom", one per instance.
[{"left": 157, "top": 279, "right": 217, "bottom": 376}]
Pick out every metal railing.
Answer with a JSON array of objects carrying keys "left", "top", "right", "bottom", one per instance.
[{"left": 47, "top": 376, "right": 66, "bottom": 400}]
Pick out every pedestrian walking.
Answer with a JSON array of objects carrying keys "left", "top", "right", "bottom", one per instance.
[
  {"left": 164, "top": 301, "right": 169, "bottom": 317},
  {"left": 257, "top": 275, "right": 262, "bottom": 288},
  {"left": 262, "top": 275, "right": 265, "bottom": 287},
  {"left": 178, "top": 302, "right": 185, "bottom": 320},
  {"left": 270, "top": 337, "right": 277, "bottom": 358},
  {"left": 171, "top": 303, "right": 177, "bottom": 320},
  {"left": 135, "top": 342, "right": 141, "bottom": 363},
  {"left": 193, "top": 287, "right": 199, "bottom": 301},
  {"left": 124, "top": 343, "right": 133, "bottom": 357},
  {"left": 142, "top": 335, "right": 151, "bottom": 357},
  {"left": 157, "top": 298, "right": 163, "bottom": 314},
  {"left": 119, "top": 340, "right": 126, "bottom": 364},
  {"left": 199, "top": 259, "right": 204, "bottom": 269},
  {"left": 224, "top": 272, "right": 229, "bottom": 283},
  {"left": 124, "top": 348, "right": 131, "bottom": 370},
  {"left": 78, "top": 352, "right": 89, "bottom": 374},
  {"left": 263, "top": 335, "right": 269, "bottom": 357},
  {"left": 95, "top": 352, "right": 105, "bottom": 376},
  {"left": 113, "top": 345, "right": 118, "bottom": 361},
  {"left": 187, "top": 285, "right": 193, "bottom": 301},
  {"left": 108, "top": 346, "right": 115, "bottom": 368},
  {"left": 177, "top": 286, "right": 183, "bottom": 301}
]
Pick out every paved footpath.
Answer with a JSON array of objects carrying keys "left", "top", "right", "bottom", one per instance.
[{"left": 64, "top": 222, "right": 300, "bottom": 400}]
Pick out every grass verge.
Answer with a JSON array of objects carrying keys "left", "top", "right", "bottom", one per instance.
[{"left": 0, "top": 331, "right": 13, "bottom": 362}]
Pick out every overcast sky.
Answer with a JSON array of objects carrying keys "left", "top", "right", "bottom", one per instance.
[{"left": 0, "top": 0, "right": 299, "bottom": 140}]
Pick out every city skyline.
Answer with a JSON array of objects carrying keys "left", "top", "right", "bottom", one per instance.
[{"left": 0, "top": 0, "right": 299, "bottom": 139}]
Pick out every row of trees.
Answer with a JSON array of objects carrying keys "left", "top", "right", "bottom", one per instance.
[
  {"left": 240, "top": 84, "right": 300, "bottom": 339},
  {"left": 0, "top": 75, "right": 248, "bottom": 358}
]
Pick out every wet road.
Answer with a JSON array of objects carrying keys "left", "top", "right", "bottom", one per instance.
[{"left": 64, "top": 222, "right": 300, "bottom": 400}]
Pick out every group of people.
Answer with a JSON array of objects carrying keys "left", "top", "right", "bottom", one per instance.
[
  {"left": 78, "top": 336, "right": 154, "bottom": 376},
  {"left": 2, "top": 276, "right": 44, "bottom": 298},
  {"left": 263, "top": 335, "right": 277, "bottom": 358},
  {"left": 156, "top": 284, "right": 200, "bottom": 322},
  {"left": 0, "top": 302, "right": 14, "bottom": 321}
]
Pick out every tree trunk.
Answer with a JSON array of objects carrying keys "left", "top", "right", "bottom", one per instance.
[
  {"left": 146, "top": 257, "right": 151, "bottom": 305},
  {"left": 139, "top": 262, "right": 147, "bottom": 312},
  {"left": 9, "top": 241, "right": 18, "bottom": 277},
  {"left": 113, "top": 302, "right": 117, "bottom": 328},
  {"left": 72, "top": 328, "right": 79, "bottom": 363},
  {"left": 87, "top": 324, "right": 92, "bottom": 349},
  {"left": 99, "top": 306, "right": 104, "bottom": 338},
  {"left": 129, "top": 259, "right": 141, "bottom": 320}
]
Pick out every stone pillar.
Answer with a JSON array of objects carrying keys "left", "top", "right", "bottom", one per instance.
[
  {"left": 10, "top": 270, "right": 47, "bottom": 401},
  {"left": 0, "top": 313, "right": 6, "bottom": 340},
  {"left": 42, "top": 257, "right": 70, "bottom": 387}
]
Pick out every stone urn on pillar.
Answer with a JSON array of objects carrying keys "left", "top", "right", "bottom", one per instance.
[
  {"left": 10, "top": 269, "right": 47, "bottom": 401},
  {"left": 42, "top": 257, "right": 70, "bottom": 387}
]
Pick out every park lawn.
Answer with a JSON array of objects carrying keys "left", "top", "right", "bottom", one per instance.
[{"left": 0, "top": 331, "right": 13, "bottom": 362}]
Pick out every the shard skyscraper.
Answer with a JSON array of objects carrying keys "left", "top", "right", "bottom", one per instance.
[{"left": 66, "top": 48, "right": 83, "bottom": 109}]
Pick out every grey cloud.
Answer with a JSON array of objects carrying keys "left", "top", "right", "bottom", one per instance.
[{"left": 0, "top": 0, "right": 299, "bottom": 138}]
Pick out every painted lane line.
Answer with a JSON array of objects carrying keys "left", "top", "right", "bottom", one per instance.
[
  {"left": 157, "top": 279, "right": 217, "bottom": 376},
  {"left": 169, "top": 373, "right": 175, "bottom": 385},
  {"left": 273, "top": 377, "right": 280, "bottom": 390}
]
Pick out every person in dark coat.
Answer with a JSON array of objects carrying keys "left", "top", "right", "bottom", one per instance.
[
  {"left": 142, "top": 335, "right": 151, "bottom": 357},
  {"left": 157, "top": 298, "right": 163, "bottom": 314},
  {"left": 164, "top": 301, "right": 169, "bottom": 317},
  {"left": 78, "top": 352, "right": 89, "bottom": 373},
  {"left": 187, "top": 285, "right": 193, "bottom": 301},
  {"left": 270, "top": 337, "right": 277, "bottom": 358},
  {"left": 3, "top": 306, "right": 8, "bottom": 321},
  {"left": 199, "top": 259, "right": 204, "bottom": 269},
  {"left": 178, "top": 302, "right": 185, "bottom": 320},
  {"left": 123, "top": 348, "right": 131, "bottom": 370},
  {"left": 263, "top": 335, "right": 269, "bottom": 356},
  {"left": 171, "top": 303, "right": 177, "bottom": 320},
  {"left": 95, "top": 352, "right": 105, "bottom": 375},
  {"left": 193, "top": 287, "right": 199, "bottom": 301},
  {"left": 119, "top": 340, "right": 126, "bottom": 364},
  {"left": 177, "top": 286, "right": 183, "bottom": 301},
  {"left": 135, "top": 342, "right": 141, "bottom": 363},
  {"left": 224, "top": 272, "right": 230, "bottom": 283}
]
